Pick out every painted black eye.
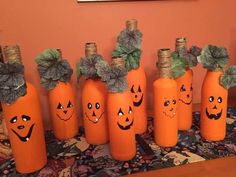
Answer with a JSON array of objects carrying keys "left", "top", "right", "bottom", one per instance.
[
  {"left": 10, "top": 116, "right": 17, "bottom": 124},
  {"left": 173, "top": 99, "right": 176, "bottom": 105},
  {"left": 87, "top": 103, "right": 92, "bottom": 109},
  {"left": 130, "top": 85, "right": 135, "bottom": 93},
  {"left": 164, "top": 100, "right": 170, "bottom": 107},
  {"left": 117, "top": 108, "right": 124, "bottom": 116},
  {"left": 180, "top": 85, "right": 186, "bottom": 92},
  {"left": 95, "top": 102, "right": 100, "bottom": 109},
  {"left": 217, "top": 97, "right": 222, "bottom": 103},
  {"left": 67, "top": 101, "right": 73, "bottom": 108},
  {"left": 209, "top": 96, "right": 214, "bottom": 102},
  {"left": 190, "top": 84, "right": 193, "bottom": 91},
  {"left": 128, "top": 106, "right": 133, "bottom": 114},
  {"left": 57, "top": 103, "right": 63, "bottom": 109},
  {"left": 22, "top": 115, "right": 31, "bottom": 122},
  {"left": 138, "top": 86, "right": 141, "bottom": 92}
]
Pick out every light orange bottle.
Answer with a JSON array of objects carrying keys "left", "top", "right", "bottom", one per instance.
[
  {"left": 48, "top": 49, "right": 78, "bottom": 140},
  {"left": 153, "top": 49, "right": 178, "bottom": 147},
  {"left": 107, "top": 57, "right": 136, "bottom": 161},
  {"left": 81, "top": 43, "right": 109, "bottom": 145},
  {"left": 200, "top": 70, "right": 227, "bottom": 141},
  {"left": 1, "top": 45, "right": 47, "bottom": 173},
  {"left": 125, "top": 19, "right": 147, "bottom": 134},
  {"left": 175, "top": 38, "right": 193, "bottom": 130}
]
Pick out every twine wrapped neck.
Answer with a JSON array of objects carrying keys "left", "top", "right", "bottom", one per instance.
[
  {"left": 126, "top": 19, "right": 138, "bottom": 31},
  {"left": 157, "top": 48, "right": 172, "bottom": 78},
  {"left": 175, "top": 37, "right": 187, "bottom": 51},
  {"left": 56, "top": 49, "right": 62, "bottom": 59},
  {"left": 3, "top": 45, "right": 22, "bottom": 64},
  {"left": 85, "top": 43, "right": 97, "bottom": 57},
  {"left": 111, "top": 57, "right": 125, "bottom": 68},
  {"left": 0, "top": 46, "right": 3, "bottom": 62}
]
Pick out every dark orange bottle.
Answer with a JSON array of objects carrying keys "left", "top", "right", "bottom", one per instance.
[
  {"left": 125, "top": 20, "right": 147, "bottom": 134},
  {"left": 81, "top": 43, "right": 109, "bottom": 145},
  {"left": 36, "top": 49, "right": 78, "bottom": 140},
  {"left": 175, "top": 38, "right": 193, "bottom": 130},
  {"left": 153, "top": 49, "right": 178, "bottom": 147},
  {"left": 200, "top": 70, "right": 227, "bottom": 141},
  {"left": 1, "top": 45, "right": 47, "bottom": 173},
  {"left": 107, "top": 57, "right": 136, "bottom": 161}
]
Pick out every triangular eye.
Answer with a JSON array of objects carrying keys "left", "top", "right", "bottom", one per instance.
[
  {"left": 67, "top": 101, "right": 73, "bottom": 108},
  {"left": 57, "top": 103, "right": 63, "bottom": 109},
  {"left": 180, "top": 85, "right": 186, "bottom": 92},
  {"left": 190, "top": 84, "right": 193, "bottom": 91},
  {"left": 128, "top": 106, "right": 133, "bottom": 114},
  {"left": 138, "top": 86, "right": 141, "bottom": 92},
  {"left": 130, "top": 85, "right": 135, "bottom": 93},
  {"left": 117, "top": 108, "right": 124, "bottom": 116}
]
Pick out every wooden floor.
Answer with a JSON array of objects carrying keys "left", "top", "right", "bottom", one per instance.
[{"left": 128, "top": 156, "right": 236, "bottom": 177}]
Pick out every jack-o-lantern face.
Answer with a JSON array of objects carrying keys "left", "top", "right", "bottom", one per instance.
[
  {"left": 117, "top": 106, "right": 134, "bottom": 130},
  {"left": 10, "top": 115, "right": 35, "bottom": 142},
  {"left": 56, "top": 100, "right": 74, "bottom": 121},
  {"left": 163, "top": 99, "right": 176, "bottom": 118},
  {"left": 179, "top": 84, "right": 193, "bottom": 105},
  {"left": 205, "top": 96, "right": 223, "bottom": 120},
  {"left": 85, "top": 102, "right": 104, "bottom": 124},
  {"left": 130, "top": 85, "right": 143, "bottom": 107}
]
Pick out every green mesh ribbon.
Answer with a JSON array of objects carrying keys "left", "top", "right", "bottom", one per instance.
[
  {"left": 112, "top": 27, "right": 143, "bottom": 71},
  {"left": 0, "top": 62, "right": 26, "bottom": 104},
  {"left": 35, "top": 49, "right": 73, "bottom": 90}
]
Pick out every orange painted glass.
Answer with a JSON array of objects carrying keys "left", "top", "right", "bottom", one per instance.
[
  {"left": 2, "top": 82, "right": 47, "bottom": 173},
  {"left": 200, "top": 71, "right": 228, "bottom": 141},
  {"left": 107, "top": 90, "right": 136, "bottom": 161},
  {"left": 82, "top": 79, "right": 109, "bottom": 145},
  {"left": 49, "top": 81, "right": 78, "bottom": 140},
  {"left": 176, "top": 69, "right": 193, "bottom": 130},
  {"left": 153, "top": 78, "right": 178, "bottom": 147},
  {"left": 127, "top": 65, "right": 147, "bottom": 134}
]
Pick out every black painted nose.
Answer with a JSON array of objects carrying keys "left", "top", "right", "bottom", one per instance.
[
  {"left": 125, "top": 117, "right": 129, "bottom": 122},
  {"left": 213, "top": 105, "right": 217, "bottom": 109},
  {"left": 92, "top": 111, "right": 96, "bottom": 117},
  {"left": 63, "top": 110, "right": 68, "bottom": 114},
  {"left": 17, "top": 125, "right": 25, "bottom": 130},
  {"left": 135, "top": 95, "right": 138, "bottom": 98},
  {"left": 187, "top": 94, "right": 190, "bottom": 98},
  {"left": 170, "top": 108, "right": 174, "bottom": 111}
]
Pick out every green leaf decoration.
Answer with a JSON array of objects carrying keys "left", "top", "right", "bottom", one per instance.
[
  {"left": 76, "top": 54, "right": 105, "bottom": 85},
  {"left": 0, "top": 62, "right": 26, "bottom": 104},
  {"left": 171, "top": 51, "right": 189, "bottom": 79},
  {"left": 220, "top": 66, "right": 236, "bottom": 89},
  {"left": 95, "top": 60, "right": 111, "bottom": 82},
  {"left": 200, "top": 45, "right": 228, "bottom": 71},
  {"left": 35, "top": 49, "right": 73, "bottom": 90},
  {"left": 107, "top": 66, "right": 128, "bottom": 93},
  {"left": 117, "top": 28, "right": 142, "bottom": 53},
  {"left": 112, "top": 45, "right": 142, "bottom": 71}
]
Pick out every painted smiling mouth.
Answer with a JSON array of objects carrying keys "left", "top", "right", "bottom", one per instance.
[
  {"left": 205, "top": 108, "right": 222, "bottom": 120},
  {"left": 11, "top": 124, "right": 35, "bottom": 142},
  {"left": 117, "top": 119, "right": 134, "bottom": 130},
  {"left": 56, "top": 111, "right": 74, "bottom": 121},
  {"left": 163, "top": 111, "right": 175, "bottom": 118},
  {"left": 133, "top": 94, "right": 143, "bottom": 107},
  {"left": 85, "top": 112, "right": 104, "bottom": 124},
  {"left": 179, "top": 98, "right": 192, "bottom": 105}
]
